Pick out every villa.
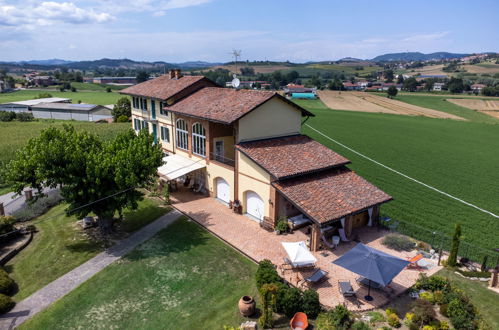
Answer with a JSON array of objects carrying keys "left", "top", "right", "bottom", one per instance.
[{"left": 121, "top": 70, "right": 392, "bottom": 251}]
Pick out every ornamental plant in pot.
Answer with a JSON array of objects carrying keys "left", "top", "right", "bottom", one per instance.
[{"left": 275, "top": 220, "right": 288, "bottom": 235}]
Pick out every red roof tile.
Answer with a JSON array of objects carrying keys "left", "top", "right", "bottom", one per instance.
[
  {"left": 120, "top": 75, "right": 209, "bottom": 100},
  {"left": 273, "top": 168, "right": 392, "bottom": 224},
  {"left": 166, "top": 87, "right": 313, "bottom": 124},
  {"left": 236, "top": 135, "right": 350, "bottom": 179}
]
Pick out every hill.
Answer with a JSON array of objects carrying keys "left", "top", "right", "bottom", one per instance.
[{"left": 372, "top": 52, "right": 469, "bottom": 62}]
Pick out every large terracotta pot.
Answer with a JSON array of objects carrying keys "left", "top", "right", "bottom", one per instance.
[{"left": 238, "top": 295, "right": 255, "bottom": 317}]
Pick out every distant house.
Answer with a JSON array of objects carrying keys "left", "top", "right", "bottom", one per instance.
[
  {"left": 283, "top": 83, "right": 316, "bottom": 95},
  {"left": 0, "top": 97, "right": 71, "bottom": 113},
  {"left": 0, "top": 80, "right": 6, "bottom": 93},
  {"left": 24, "top": 74, "right": 56, "bottom": 87},
  {"left": 471, "top": 84, "right": 486, "bottom": 92},
  {"left": 381, "top": 83, "right": 402, "bottom": 91},
  {"left": 31, "top": 103, "right": 113, "bottom": 121},
  {"left": 92, "top": 77, "right": 137, "bottom": 85},
  {"left": 433, "top": 82, "right": 445, "bottom": 91},
  {"left": 342, "top": 82, "right": 360, "bottom": 91}
]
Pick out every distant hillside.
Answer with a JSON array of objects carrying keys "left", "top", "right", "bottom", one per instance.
[
  {"left": 371, "top": 52, "right": 469, "bottom": 62},
  {"left": 19, "top": 59, "right": 74, "bottom": 65}
]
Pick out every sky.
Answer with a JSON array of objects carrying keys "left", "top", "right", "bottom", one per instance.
[{"left": 1, "top": 0, "right": 498, "bottom": 63}]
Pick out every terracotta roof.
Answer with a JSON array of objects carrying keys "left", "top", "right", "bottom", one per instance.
[
  {"left": 273, "top": 168, "right": 392, "bottom": 224},
  {"left": 120, "top": 75, "right": 207, "bottom": 100},
  {"left": 166, "top": 87, "right": 313, "bottom": 124},
  {"left": 236, "top": 135, "right": 350, "bottom": 180}
]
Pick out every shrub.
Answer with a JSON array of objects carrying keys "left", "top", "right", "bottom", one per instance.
[
  {"left": 35, "top": 92, "right": 53, "bottom": 99},
  {"left": 422, "top": 326, "right": 437, "bottom": 330},
  {"left": 412, "top": 299, "right": 436, "bottom": 326},
  {"left": 385, "top": 307, "right": 397, "bottom": 316},
  {"left": 106, "top": 87, "right": 112, "bottom": 93},
  {"left": 12, "top": 192, "right": 63, "bottom": 222},
  {"left": 433, "top": 290, "right": 444, "bottom": 304},
  {"left": 0, "top": 111, "right": 16, "bottom": 122},
  {"left": 455, "top": 269, "right": 491, "bottom": 278},
  {"left": 116, "top": 115, "right": 129, "bottom": 123},
  {"left": 302, "top": 289, "right": 321, "bottom": 318},
  {"left": 316, "top": 305, "right": 353, "bottom": 330},
  {"left": 0, "top": 269, "right": 14, "bottom": 295},
  {"left": 281, "top": 287, "right": 303, "bottom": 318},
  {"left": 481, "top": 255, "right": 488, "bottom": 272},
  {"left": 417, "top": 241, "right": 431, "bottom": 251},
  {"left": 439, "top": 304, "right": 448, "bottom": 317},
  {"left": 382, "top": 234, "right": 414, "bottom": 251},
  {"left": 0, "top": 294, "right": 15, "bottom": 314},
  {"left": 16, "top": 112, "right": 34, "bottom": 122},
  {"left": 70, "top": 87, "right": 77, "bottom": 92},
  {"left": 275, "top": 220, "right": 288, "bottom": 233},
  {"left": 259, "top": 283, "right": 278, "bottom": 329},
  {"left": 438, "top": 321, "right": 450, "bottom": 330},
  {"left": 447, "top": 298, "right": 477, "bottom": 330},
  {"left": 414, "top": 274, "right": 449, "bottom": 292},
  {"left": 419, "top": 291, "right": 435, "bottom": 304},
  {"left": 255, "top": 259, "right": 281, "bottom": 290},
  {"left": 0, "top": 216, "right": 16, "bottom": 235},
  {"left": 387, "top": 313, "right": 401, "bottom": 328},
  {"left": 366, "top": 311, "right": 385, "bottom": 324},
  {"left": 351, "top": 321, "right": 371, "bottom": 330}
]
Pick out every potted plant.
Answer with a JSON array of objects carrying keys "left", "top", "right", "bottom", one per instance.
[{"left": 275, "top": 220, "right": 288, "bottom": 235}]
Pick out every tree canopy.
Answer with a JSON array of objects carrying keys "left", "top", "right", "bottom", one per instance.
[
  {"left": 112, "top": 97, "right": 131, "bottom": 122},
  {"left": 136, "top": 71, "right": 149, "bottom": 83},
  {"left": 5, "top": 126, "right": 163, "bottom": 233},
  {"left": 387, "top": 86, "right": 398, "bottom": 98},
  {"left": 403, "top": 77, "right": 418, "bottom": 92}
]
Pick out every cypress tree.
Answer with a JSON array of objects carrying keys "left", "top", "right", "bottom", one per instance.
[{"left": 447, "top": 223, "right": 461, "bottom": 267}]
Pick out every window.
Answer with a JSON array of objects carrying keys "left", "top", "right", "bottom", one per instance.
[
  {"left": 142, "top": 120, "right": 148, "bottom": 130},
  {"left": 159, "top": 101, "right": 168, "bottom": 116},
  {"left": 192, "top": 122, "right": 206, "bottom": 156},
  {"left": 132, "top": 97, "right": 137, "bottom": 108},
  {"left": 133, "top": 118, "right": 138, "bottom": 130},
  {"left": 142, "top": 98, "right": 148, "bottom": 111},
  {"left": 176, "top": 119, "right": 188, "bottom": 150},
  {"left": 160, "top": 126, "right": 170, "bottom": 142}
]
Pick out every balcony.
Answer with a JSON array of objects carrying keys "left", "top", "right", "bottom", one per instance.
[{"left": 209, "top": 152, "right": 235, "bottom": 167}]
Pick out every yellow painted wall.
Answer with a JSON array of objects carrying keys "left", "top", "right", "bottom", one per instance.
[
  {"left": 206, "top": 162, "right": 235, "bottom": 201},
  {"left": 237, "top": 97, "right": 302, "bottom": 142},
  {"left": 213, "top": 136, "right": 235, "bottom": 160},
  {"left": 237, "top": 151, "right": 271, "bottom": 217},
  {"left": 158, "top": 123, "right": 174, "bottom": 151}
]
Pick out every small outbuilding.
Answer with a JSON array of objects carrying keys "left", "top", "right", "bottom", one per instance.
[{"left": 31, "top": 103, "right": 113, "bottom": 121}]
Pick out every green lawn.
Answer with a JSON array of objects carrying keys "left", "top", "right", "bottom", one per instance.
[
  {"left": 0, "top": 120, "right": 130, "bottom": 168},
  {"left": 436, "top": 268, "right": 499, "bottom": 329},
  {"left": 0, "top": 89, "right": 124, "bottom": 105},
  {"left": 20, "top": 217, "right": 258, "bottom": 330},
  {"left": 295, "top": 99, "right": 499, "bottom": 254},
  {"left": 6, "top": 198, "right": 169, "bottom": 301}
]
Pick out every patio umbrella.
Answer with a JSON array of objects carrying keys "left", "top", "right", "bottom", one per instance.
[
  {"left": 332, "top": 243, "right": 409, "bottom": 301},
  {"left": 281, "top": 241, "right": 317, "bottom": 266}
]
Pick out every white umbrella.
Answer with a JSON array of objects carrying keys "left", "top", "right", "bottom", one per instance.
[{"left": 281, "top": 241, "right": 317, "bottom": 266}]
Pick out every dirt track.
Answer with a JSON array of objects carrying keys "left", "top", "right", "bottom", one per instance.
[
  {"left": 447, "top": 98, "right": 499, "bottom": 119},
  {"left": 317, "top": 91, "right": 464, "bottom": 120}
]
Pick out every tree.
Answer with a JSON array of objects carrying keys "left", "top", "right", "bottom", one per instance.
[
  {"left": 136, "top": 71, "right": 149, "bottom": 83},
  {"left": 387, "top": 86, "right": 398, "bottom": 98},
  {"left": 112, "top": 97, "right": 132, "bottom": 122},
  {"left": 5, "top": 126, "right": 163, "bottom": 234},
  {"left": 446, "top": 78, "right": 464, "bottom": 94},
  {"left": 397, "top": 75, "right": 405, "bottom": 84},
  {"left": 447, "top": 223, "right": 462, "bottom": 267},
  {"left": 384, "top": 69, "right": 394, "bottom": 82},
  {"left": 403, "top": 77, "right": 418, "bottom": 92}
]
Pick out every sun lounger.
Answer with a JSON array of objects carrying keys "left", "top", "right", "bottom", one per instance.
[
  {"left": 282, "top": 257, "right": 315, "bottom": 270},
  {"left": 338, "top": 280, "right": 356, "bottom": 297},
  {"left": 407, "top": 254, "right": 424, "bottom": 270},
  {"left": 300, "top": 269, "right": 328, "bottom": 287}
]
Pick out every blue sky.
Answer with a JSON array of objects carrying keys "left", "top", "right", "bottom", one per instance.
[{"left": 0, "top": 0, "right": 498, "bottom": 62}]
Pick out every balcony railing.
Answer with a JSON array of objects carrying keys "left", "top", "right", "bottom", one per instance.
[{"left": 210, "top": 152, "right": 235, "bottom": 167}]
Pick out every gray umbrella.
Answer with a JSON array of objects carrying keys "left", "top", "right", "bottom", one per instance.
[{"left": 333, "top": 243, "right": 410, "bottom": 301}]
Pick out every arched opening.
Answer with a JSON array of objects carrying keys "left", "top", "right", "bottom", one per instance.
[
  {"left": 176, "top": 119, "right": 188, "bottom": 150},
  {"left": 192, "top": 122, "right": 206, "bottom": 156},
  {"left": 215, "top": 177, "right": 230, "bottom": 203},
  {"left": 244, "top": 190, "right": 264, "bottom": 221}
]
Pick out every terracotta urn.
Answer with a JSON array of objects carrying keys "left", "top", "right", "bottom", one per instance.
[{"left": 238, "top": 295, "right": 255, "bottom": 317}]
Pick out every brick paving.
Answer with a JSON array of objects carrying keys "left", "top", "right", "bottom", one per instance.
[
  {"left": 172, "top": 190, "right": 441, "bottom": 311},
  {"left": 0, "top": 210, "right": 182, "bottom": 330}
]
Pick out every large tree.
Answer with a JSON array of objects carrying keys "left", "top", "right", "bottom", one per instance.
[
  {"left": 136, "top": 71, "right": 149, "bottom": 83},
  {"left": 112, "top": 97, "right": 132, "bottom": 121},
  {"left": 403, "top": 77, "right": 418, "bottom": 92},
  {"left": 387, "top": 86, "right": 398, "bottom": 98},
  {"left": 5, "top": 126, "right": 163, "bottom": 234}
]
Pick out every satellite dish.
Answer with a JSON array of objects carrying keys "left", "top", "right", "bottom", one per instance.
[{"left": 231, "top": 77, "right": 240, "bottom": 88}]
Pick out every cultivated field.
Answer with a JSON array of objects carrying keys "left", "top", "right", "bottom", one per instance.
[
  {"left": 294, "top": 99, "right": 499, "bottom": 253},
  {"left": 462, "top": 62, "right": 499, "bottom": 74},
  {"left": 403, "top": 64, "right": 448, "bottom": 77},
  {"left": 209, "top": 64, "right": 292, "bottom": 74},
  {"left": 447, "top": 98, "right": 499, "bottom": 119},
  {"left": 317, "top": 91, "right": 464, "bottom": 120}
]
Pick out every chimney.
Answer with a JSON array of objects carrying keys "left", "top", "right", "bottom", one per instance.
[
  {"left": 174, "top": 69, "right": 182, "bottom": 79},
  {"left": 169, "top": 69, "right": 175, "bottom": 79}
]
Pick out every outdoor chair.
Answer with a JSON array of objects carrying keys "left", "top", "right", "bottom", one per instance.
[
  {"left": 300, "top": 268, "right": 328, "bottom": 288},
  {"left": 407, "top": 254, "right": 424, "bottom": 270},
  {"left": 321, "top": 235, "right": 335, "bottom": 250},
  {"left": 338, "top": 280, "right": 356, "bottom": 297}
]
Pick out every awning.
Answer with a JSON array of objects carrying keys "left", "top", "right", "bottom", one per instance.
[
  {"left": 281, "top": 241, "right": 317, "bottom": 266},
  {"left": 157, "top": 154, "right": 205, "bottom": 180}
]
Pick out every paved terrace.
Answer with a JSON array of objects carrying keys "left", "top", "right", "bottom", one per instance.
[{"left": 172, "top": 190, "right": 441, "bottom": 311}]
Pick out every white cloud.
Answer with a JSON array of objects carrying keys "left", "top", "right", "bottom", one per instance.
[
  {"left": 98, "top": 0, "right": 214, "bottom": 14},
  {"left": 0, "top": 1, "right": 114, "bottom": 27},
  {"left": 402, "top": 31, "right": 450, "bottom": 43}
]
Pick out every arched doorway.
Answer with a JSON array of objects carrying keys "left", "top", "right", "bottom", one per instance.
[
  {"left": 245, "top": 191, "right": 264, "bottom": 221},
  {"left": 215, "top": 177, "right": 230, "bottom": 203}
]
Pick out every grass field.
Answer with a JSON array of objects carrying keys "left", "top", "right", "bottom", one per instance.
[
  {"left": 6, "top": 197, "right": 169, "bottom": 301},
  {"left": 436, "top": 268, "right": 499, "bottom": 329},
  {"left": 0, "top": 120, "right": 130, "bottom": 167},
  {"left": 20, "top": 217, "right": 258, "bottom": 330},
  {"left": 388, "top": 94, "right": 499, "bottom": 123},
  {"left": 295, "top": 99, "right": 499, "bottom": 253},
  {"left": 0, "top": 89, "right": 124, "bottom": 105},
  {"left": 59, "top": 82, "right": 128, "bottom": 92}
]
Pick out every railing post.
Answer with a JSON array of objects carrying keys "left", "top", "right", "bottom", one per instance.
[{"left": 0, "top": 202, "right": 4, "bottom": 216}]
